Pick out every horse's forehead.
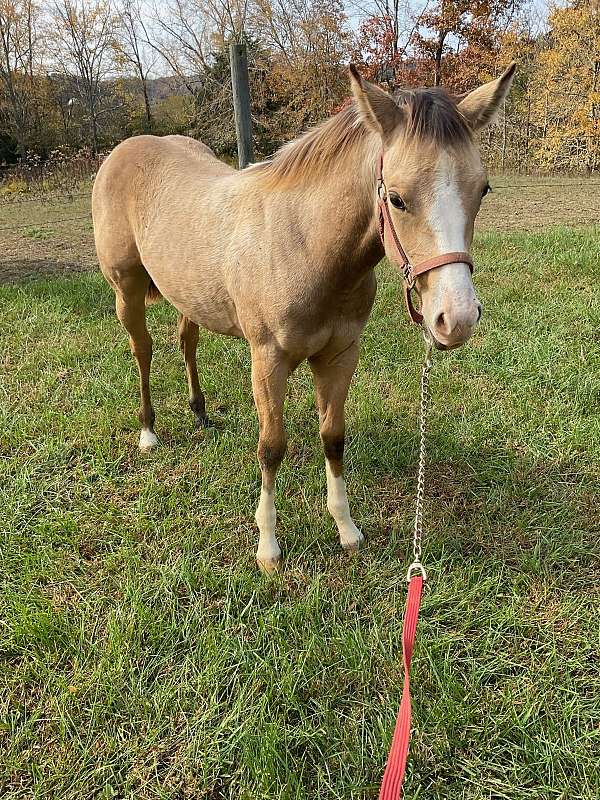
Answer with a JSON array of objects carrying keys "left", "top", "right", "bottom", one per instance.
[{"left": 387, "top": 139, "right": 482, "bottom": 188}]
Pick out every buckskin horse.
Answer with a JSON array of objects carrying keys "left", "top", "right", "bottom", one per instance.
[{"left": 92, "top": 63, "right": 516, "bottom": 572}]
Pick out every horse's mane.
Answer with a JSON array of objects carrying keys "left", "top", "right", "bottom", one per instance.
[{"left": 250, "top": 87, "right": 472, "bottom": 188}]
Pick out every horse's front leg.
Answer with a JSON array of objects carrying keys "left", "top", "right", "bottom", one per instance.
[
  {"left": 309, "top": 341, "right": 364, "bottom": 552},
  {"left": 250, "top": 344, "right": 290, "bottom": 573}
]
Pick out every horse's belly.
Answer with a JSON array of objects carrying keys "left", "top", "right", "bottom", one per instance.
[
  {"left": 157, "top": 278, "right": 244, "bottom": 338},
  {"left": 178, "top": 294, "right": 244, "bottom": 338}
]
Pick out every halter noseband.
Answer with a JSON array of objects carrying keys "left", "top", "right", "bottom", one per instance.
[{"left": 376, "top": 152, "right": 474, "bottom": 325}]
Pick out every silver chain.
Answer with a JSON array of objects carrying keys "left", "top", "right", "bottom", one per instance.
[{"left": 407, "top": 343, "right": 433, "bottom": 582}]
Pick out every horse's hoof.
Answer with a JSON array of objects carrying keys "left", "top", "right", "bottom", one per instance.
[
  {"left": 257, "top": 557, "right": 282, "bottom": 575},
  {"left": 139, "top": 429, "right": 159, "bottom": 451},
  {"left": 341, "top": 530, "right": 365, "bottom": 553}
]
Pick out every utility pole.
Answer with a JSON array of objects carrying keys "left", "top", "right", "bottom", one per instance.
[{"left": 229, "top": 43, "right": 254, "bottom": 168}]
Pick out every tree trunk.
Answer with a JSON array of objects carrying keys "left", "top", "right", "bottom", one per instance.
[
  {"left": 434, "top": 30, "right": 447, "bottom": 86},
  {"left": 142, "top": 78, "right": 152, "bottom": 129},
  {"left": 91, "top": 110, "right": 99, "bottom": 155}
]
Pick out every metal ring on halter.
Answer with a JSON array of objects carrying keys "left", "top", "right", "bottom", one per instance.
[
  {"left": 402, "top": 263, "right": 415, "bottom": 288},
  {"left": 406, "top": 561, "right": 427, "bottom": 582}
]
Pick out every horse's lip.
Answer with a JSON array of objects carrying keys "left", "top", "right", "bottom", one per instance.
[{"left": 424, "top": 329, "right": 462, "bottom": 352}]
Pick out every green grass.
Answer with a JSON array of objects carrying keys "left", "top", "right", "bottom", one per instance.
[
  {"left": 1, "top": 225, "right": 600, "bottom": 799},
  {"left": 24, "top": 227, "right": 56, "bottom": 240}
]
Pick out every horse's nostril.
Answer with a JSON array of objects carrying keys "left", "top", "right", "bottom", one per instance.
[
  {"left": 434, "top": 312, "right": 449, "bottom": 336},
  {"left": 476, "top": 304, "right": 482, "bottom": 322}
]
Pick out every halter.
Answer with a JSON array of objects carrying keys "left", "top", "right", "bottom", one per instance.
[{"left": 376, "top": 152, "right": 474, "bottom": 325}]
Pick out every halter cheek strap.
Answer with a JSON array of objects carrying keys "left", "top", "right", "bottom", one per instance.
[{"left": 376, "top": 152, "right": 474, "bottom": 325}]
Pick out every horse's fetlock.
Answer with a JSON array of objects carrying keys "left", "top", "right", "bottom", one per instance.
[{"left": 322, "top": 434, "right": 345, "bottom": 464}]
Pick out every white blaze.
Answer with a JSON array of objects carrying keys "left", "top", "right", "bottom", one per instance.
[
  {"left": 428, "top": 153, "right": 469, "bottom": 252},
  {"left": 423, "top": 153, "right": 478, "bottom": 328}
]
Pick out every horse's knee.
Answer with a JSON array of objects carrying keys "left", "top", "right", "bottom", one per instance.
[{"left": 258, "top": 434, "right": 287, "bottom": 476}]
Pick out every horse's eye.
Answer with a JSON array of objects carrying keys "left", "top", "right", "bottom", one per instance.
[
  {"left": 482, "top": 183, "right": 492, "bottom": 198},
  {"left": 389, "top": 193, "right": 406, "bottom": 211}
]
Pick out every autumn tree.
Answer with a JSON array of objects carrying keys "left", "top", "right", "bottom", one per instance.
[
  {"left": 49, "top": 0, "right": 117, "bottom": 153},
  {"left": 349, "top": 0, "right": 426, "bottom": 84},
  {"left": 146, "top": 0, "right": 247, "bottom": 92},
  {"left": 529, "top": 0, "right": 600, "bottom": 172},
  {"left": 114, "top": 0, "right": 154, "bottom": 129},
  {"left": 0, "top": 0, "right": 42, "bottom": 156},
  {"left": 252, "top": 0, "right": 352, "bottom": 139},
  {"left": 411, "top": 0, "right": 522, "bottom": 91}
]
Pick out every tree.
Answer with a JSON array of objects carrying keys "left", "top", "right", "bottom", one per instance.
[
  {"left": 252, "top": 0, "right": 352, "bottom": 138},
  {"left": 349, "top": 0, "right": 425, "bottom": 85},
  {"left": 145, "top": 0, "right": 247, "bottom": 93},
  {"left": 412, "top": 0, "right": 522, "bottom": 91},
  {"left": 49, "top": 0, "right": 116, "bottom": 153},
  {"left": 114, "top": 0, "right": 154, "bottom": 129},
  {"left": 0, "top": 0, "right": 41, "bottom": 157},
  {"left": 530, "top": 0, "right": 600, "bottom": 172}
]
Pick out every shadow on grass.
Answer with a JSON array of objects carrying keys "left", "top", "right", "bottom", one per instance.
[
  {"left": 0, "top": 258, "right": 93, "bottom": 284},
  {"left": 346, "top": 418, "right": 598, "bottom": 584},
  {"left": 0, "top": 264, "right": 115, "bottom": 318}
]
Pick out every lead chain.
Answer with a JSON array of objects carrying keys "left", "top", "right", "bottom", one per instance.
[{"left": 408, "top": 344, "right": 433, "bottom": 581}]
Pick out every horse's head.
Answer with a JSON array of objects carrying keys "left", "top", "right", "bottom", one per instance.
[{"left": 350, "top": 63, "right": 516, "bottom": 349}]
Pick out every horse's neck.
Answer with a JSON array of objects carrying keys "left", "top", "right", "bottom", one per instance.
[
  {"left": 251, "top": 129, "right": 383, "bottom": 284},
  {"left": 297, "top": 136, "right": 382, "bottom": 277}
]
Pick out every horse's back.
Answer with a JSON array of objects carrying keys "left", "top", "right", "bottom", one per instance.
[
  {"left": 93, "top": 134, "right": 230, "bottom": 210},
  {"left": 92, "top": 134, "right": 230, "bottom": 278}
]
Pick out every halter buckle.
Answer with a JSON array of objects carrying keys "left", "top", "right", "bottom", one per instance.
[
  {"left": 403, "top": 263, "right": 415, "bottom": 288},
  {"left": 377, "top": 178, "right": 387, "bottom": 200},
  {"left": 406, "top": 561, "right": 427, "bottom": 583}
]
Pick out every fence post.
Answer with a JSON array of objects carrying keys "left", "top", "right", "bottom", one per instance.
[{"left": 230, "top": 43, "right": 254, "bottom": 169}]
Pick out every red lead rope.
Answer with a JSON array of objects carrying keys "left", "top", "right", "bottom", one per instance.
[
  {"left": 378, "top": 347, "right": 432, "bottom": 798},
  {"left": 378, "top": 574, "right": 424, "bottom": 800}
]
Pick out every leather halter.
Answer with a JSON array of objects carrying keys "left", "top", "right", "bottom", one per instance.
[{"left": 376, "top": 152, "right": 474, "bottom": 325}]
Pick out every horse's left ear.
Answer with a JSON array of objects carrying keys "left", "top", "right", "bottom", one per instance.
[{"left": 458, "top": 62, "right": 517, "bottom": 131}]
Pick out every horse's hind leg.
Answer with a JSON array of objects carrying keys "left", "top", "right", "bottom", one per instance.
[
  {"left": 177, "top": 314, "right": 209, "bottom": 427},
  {"left": 115, "top": 283, "right": 157, "bottom": 451}
]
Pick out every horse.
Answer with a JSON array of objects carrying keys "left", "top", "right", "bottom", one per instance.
[{"left": 92, "top": 63, "right": 516, "bottom": 573}]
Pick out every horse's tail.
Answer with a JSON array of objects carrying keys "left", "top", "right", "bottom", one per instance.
[{"left": 145, "top": 277, "right": 163, "bottom": 306}]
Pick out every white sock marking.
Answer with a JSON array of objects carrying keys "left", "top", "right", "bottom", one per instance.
[
  {"left": 255, "top": 488, "right": 281, "bottom": 563},
  {"left": 326, "top": 461, "right": 363, "bottom": 549},
  {"left": 139, "top": 428, "right": 159, "bottom": 451}
]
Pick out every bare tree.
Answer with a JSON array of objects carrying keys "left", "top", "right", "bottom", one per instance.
[
  {"left": 49, "top": 0, "right": 116, "bottom": 153},
  {"left": 115, "top": 0, "right": 154, "bottom": 128},
  {"left": 143, "top": 0, "right": 250, "bottom": 92},
  {"left": 0, "top": 0, "right": 41, "bottom": 156}
]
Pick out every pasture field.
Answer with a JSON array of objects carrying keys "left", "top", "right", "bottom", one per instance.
[{"left": 1, "top": 180, "right": 600, "bottom": 799}]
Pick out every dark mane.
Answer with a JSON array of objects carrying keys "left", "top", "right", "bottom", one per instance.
[
  {"left": 250, "top": 86, "right": 471, "bottom": 187},
  {"left": 249, "top": 103, "right": 368, "bottom": 187},
  {"left": 394, "top": 86, "right": 472, "bottom": 146}
]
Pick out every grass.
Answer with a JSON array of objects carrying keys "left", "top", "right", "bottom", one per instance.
[{"left": 1, "top": 223, "right": 600, "bottom": 799}]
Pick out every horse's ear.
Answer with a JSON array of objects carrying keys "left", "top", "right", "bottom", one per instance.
[
  {"left": 458, "top": 62, "right": 517, "bottom": 131},
  {"left": 349, "top": 64, "right": 402, "bottom": 140}
]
